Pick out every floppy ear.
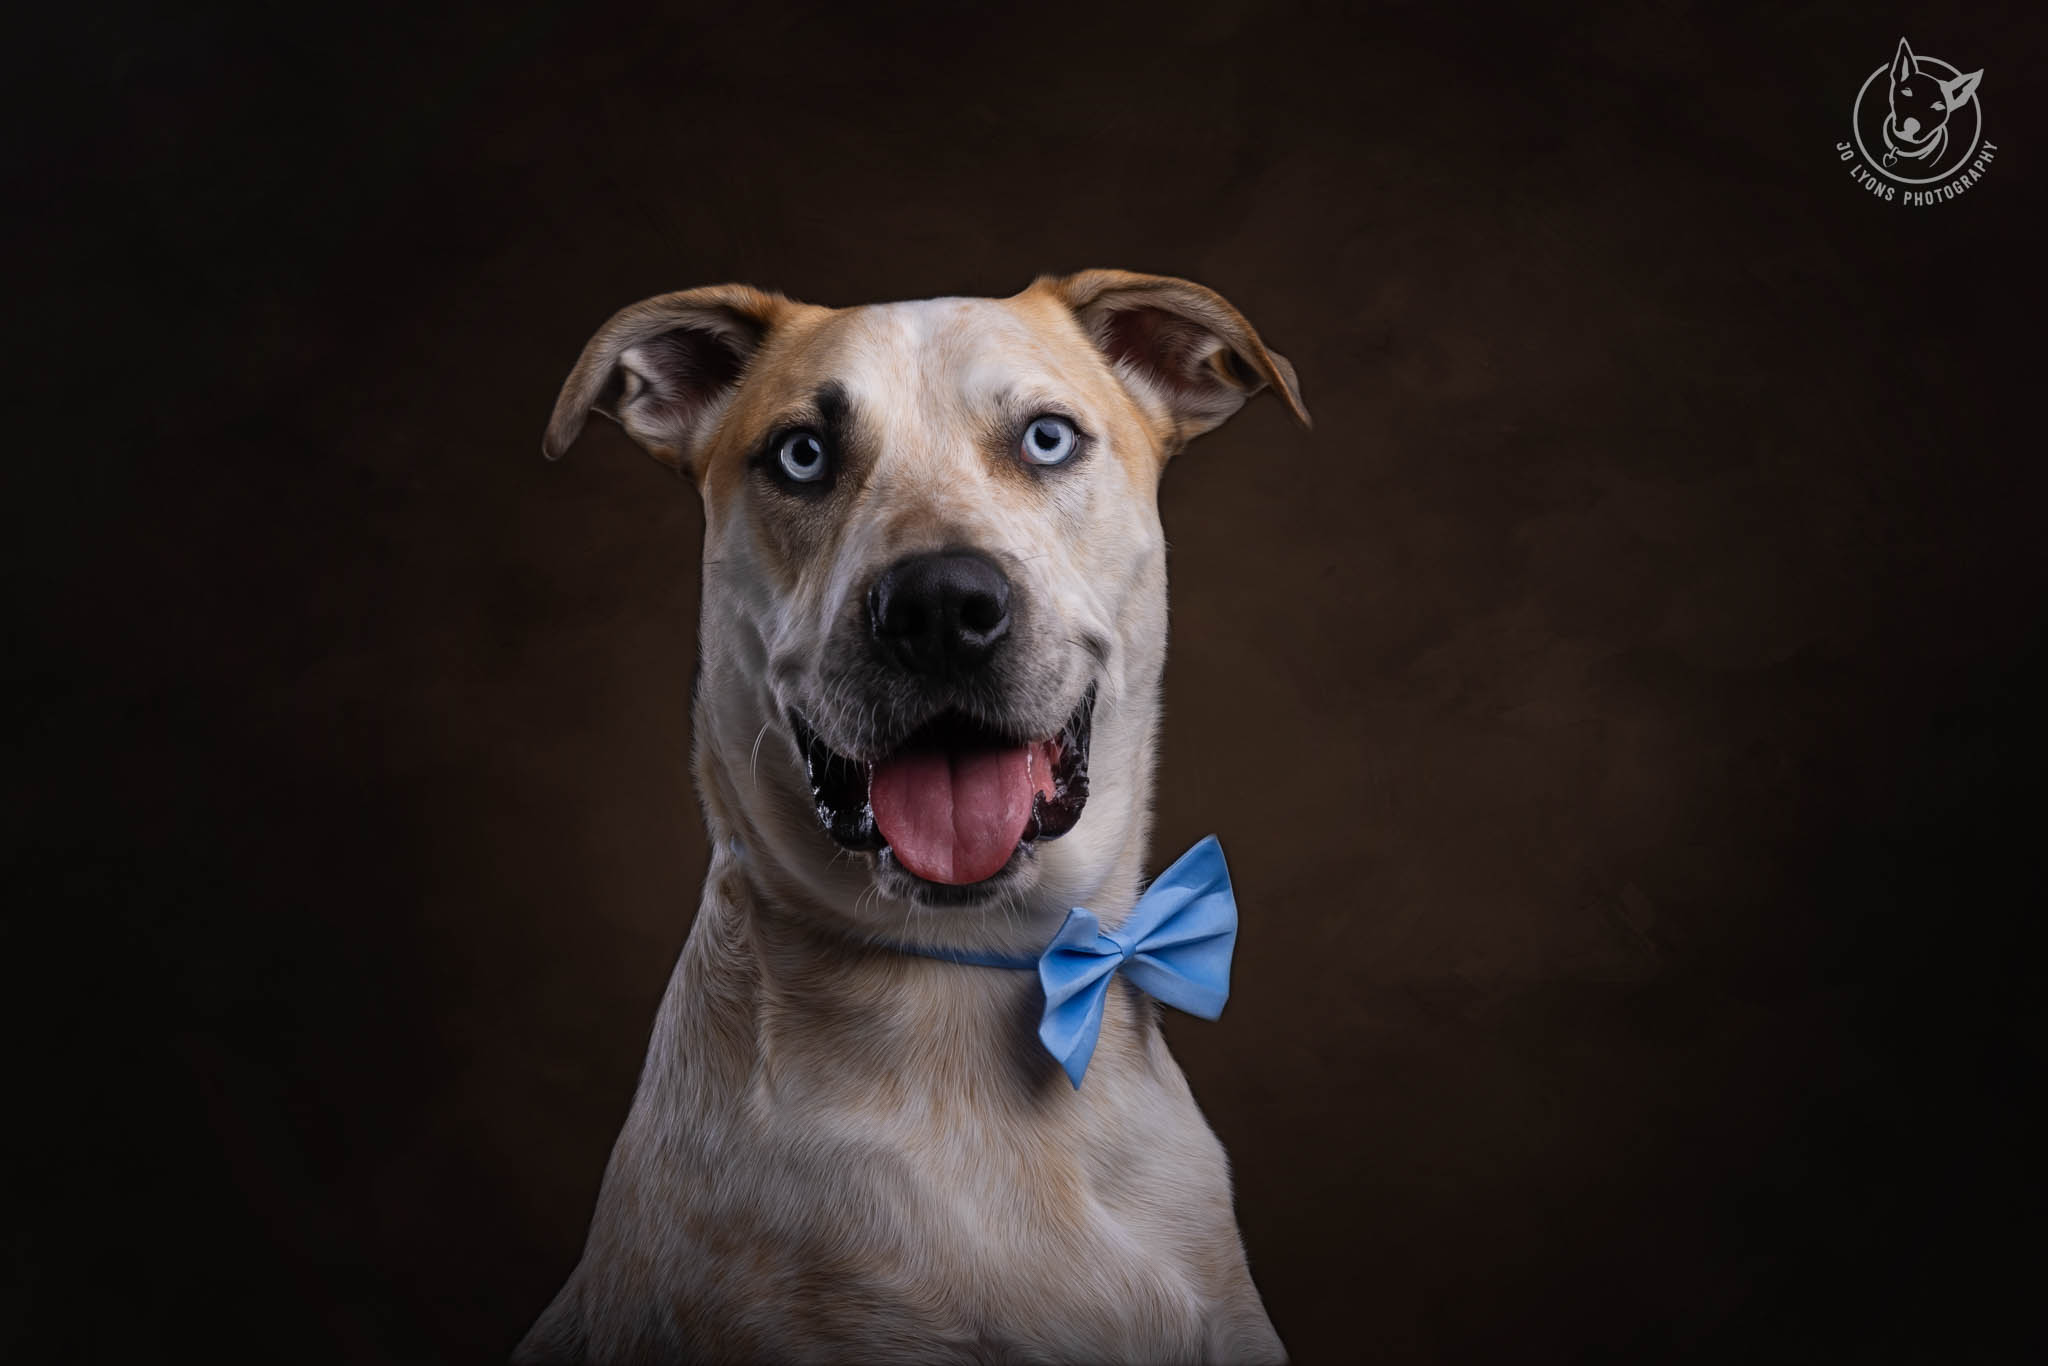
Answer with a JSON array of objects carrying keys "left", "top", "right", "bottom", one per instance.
[
  {"left": 542, "top": 284, "right": 792, "bottom": 473},
  {"left": 1891, "top": 38, "right": 1918, "bottom": 86},
  {"left": 1940, "top": 68, "right": 1983, "bottom": 109},
  {"left": 1039, "top": 269, "right": 1310, "bottom": 444}
]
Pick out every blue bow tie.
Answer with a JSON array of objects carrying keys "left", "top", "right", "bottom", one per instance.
[{"left": 904, "top": 836, "right": 1238, "bottom": 1088}]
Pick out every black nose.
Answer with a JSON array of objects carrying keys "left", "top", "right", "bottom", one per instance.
[{"left": 868, "top": 550, "right": 1013, "bottom": 676}]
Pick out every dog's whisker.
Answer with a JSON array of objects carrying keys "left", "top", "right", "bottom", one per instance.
[
  {"left": 749, "top": 719, "right": 773, "bottom": 792},
  {"left": 898, "top": 889, "right": 918, "bottom": 946}
]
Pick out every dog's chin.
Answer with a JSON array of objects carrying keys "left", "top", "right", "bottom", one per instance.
[{"left": 790, "top": 689, "right": 1094, "bottom": 909}]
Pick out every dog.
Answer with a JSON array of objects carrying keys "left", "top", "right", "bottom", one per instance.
[
  {"left": 515, "top": 270, "right": 1310, "bottom": 1364},
  {"left": 1881, "top": 38, "right": 1982, "bottom": 170}
]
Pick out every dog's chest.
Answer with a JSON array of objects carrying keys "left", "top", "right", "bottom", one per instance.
[{"left": 823, "top": 1078, "right": 1239, "bottom": 1351}]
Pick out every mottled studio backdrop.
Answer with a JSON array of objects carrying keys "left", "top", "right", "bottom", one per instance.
[{"left": 11, "top": 1, "right": 2042, "bottom": 1361}]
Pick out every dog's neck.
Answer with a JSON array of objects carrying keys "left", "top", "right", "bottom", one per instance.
[
  {"left": 670, "top": 743, "right": 1159, "bottom": 1111},
  {"left": 667, "top": 838, "right": 1156, "bottom": 1114}
]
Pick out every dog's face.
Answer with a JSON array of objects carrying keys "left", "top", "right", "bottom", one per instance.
[
  {"left": 1886, "top": 38, "right": 1982, "bottom": 149},
  {"left": 543, "top": 272, "right": 1306, "bottom": 943}
]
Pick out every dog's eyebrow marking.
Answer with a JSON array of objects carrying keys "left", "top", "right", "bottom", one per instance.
[
  {"left": 749, "top": 381, "right": 853, "bottom": 466},
  {"left": 814, "top": 382, "right": 850, "bottom": 445}
]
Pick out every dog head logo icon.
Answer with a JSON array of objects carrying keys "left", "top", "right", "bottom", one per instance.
[{"left": 1854, "top": 38, "right": 1984, "bottom": 184}]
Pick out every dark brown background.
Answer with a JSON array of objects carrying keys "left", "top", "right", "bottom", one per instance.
[{"left": 10, "top": 1, "right": 2043, "bottom": 1361}]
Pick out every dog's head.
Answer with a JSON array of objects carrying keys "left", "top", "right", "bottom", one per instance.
[
  {"left": 1885, "top": 38, "right": 1982, "bottom": 150},
  {"left": 543, "top": 272, "right": 1306, "bottom": 946}
]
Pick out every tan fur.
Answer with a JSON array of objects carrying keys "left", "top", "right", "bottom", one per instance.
[{"left": 520, "top": 272, "right": 1308, "bottom": 1364}]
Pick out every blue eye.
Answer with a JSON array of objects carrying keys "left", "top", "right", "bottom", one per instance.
[
  {"left": 776, "top": 431, "right": 828, "bottom": 482},
  {"left": 1021, "top": 415, "right": 1080, "bottom": 467}
]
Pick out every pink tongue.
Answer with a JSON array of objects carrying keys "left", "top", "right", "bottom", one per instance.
[{"left": 871, "top": 741, "right": 1056, "bottom": 885}]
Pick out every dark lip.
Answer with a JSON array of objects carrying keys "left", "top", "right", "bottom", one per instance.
[{"left": 789, "top": 688, "right": 1096, "bottom": 883}]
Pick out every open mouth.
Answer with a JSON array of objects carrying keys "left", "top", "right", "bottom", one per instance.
[{"left": 792, "top": 690, "right": 1093, "bottom": 887}]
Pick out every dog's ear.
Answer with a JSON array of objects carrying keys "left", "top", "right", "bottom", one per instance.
[
  {"left": 542, "top": 284, "right": 793, "bottom": 473},
  {"left": 1038, "top": 270, "right": 1310, "bottom": 443},
  {"left": 1890, "top": 38, "right": 1919, "bottom": 87},
  {"left": 1940, "top": 68, "right": 1983, "bottom": 110}
]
